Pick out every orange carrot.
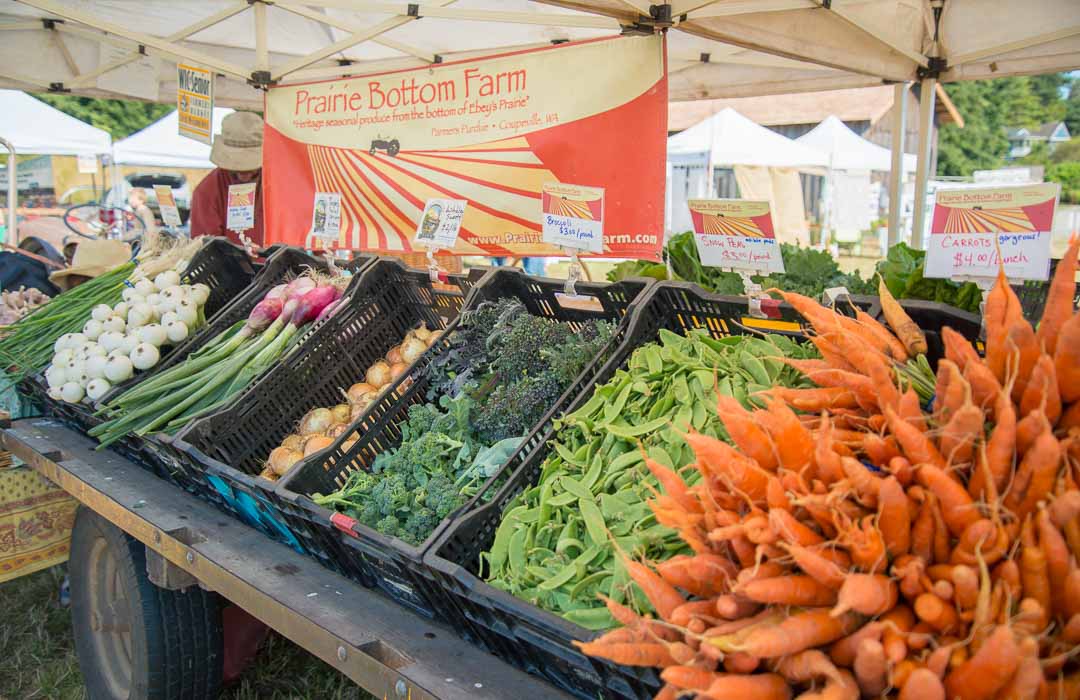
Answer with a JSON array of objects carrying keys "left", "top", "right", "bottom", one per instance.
[
  {"left": 929, "top": 494, "right": 951, "bottom": 565},
  {"left": 939, "top": 403, "right": 983, "bottom": 465},
  {"left": 703, "top": 673, "right": 791, "bottom": 700},
  {"left": 656, "top": 554, "right": 735, "bottom": 599},
  {"left": 1065, "top": 569, "right": 1080, "bottom": 620},
  {"left": 721, "top": 651, "right": 760, "bottom": 674},
  {"left": 963, "top": 360, "right": 1003, "bottom": 414},
  {"left": 899, "top": 668, "right": 945, "bottom": 700},
  {"left": 1055, "top": 312, "right": 1080, "bottom": 403},
  {"left": 726, "top": 609, "right": 863, "bottom": 659},
  {"left": 1019, "top": 353, "right": 1061, "bottom": 425},
  {"left": 683, "top": 430, "right": 769, "bottom": 502},
  {"left": 1006, "top": 319, "right": 1041, "bottom": 403},
  {"left": 814, "top": 413, "right": 847, "bottom": 484},
  {"left": 1038, "top": 508, "right": 1071, "bottom": 619},
  {"left": 878, "top": 277, "right": 928, "bottom": 355},
  {"left": 715, "top": 594, "right": 760, "bottom": 621},
  {"left": 853, "top": 638, "right": 888, "bottom": 697},
  {"left": 943, "top": 625, "right": 1020, "bottom": 700},
  {"left": 914, "top": 593, "right": 959, "bottom": 633},
  {"left": 942, "top": 326, "right": 981, "bottom": 373},
  {"left": 831, "top": 573, "right": 898, "bottom": 617},
  {"left": 1035, "top": 233, "right": 1079, "bottom": 357},
  {"left": 828, "top": 621, "right": 884, "bottom": 667},
  {"left": 808, "top": 335, "right": 857, "bottom": 373},
  {"left": 714, "top": 395, "right": 777, "bottom": 471},
  {"left": 760, "top": 395, "right": 814, "bottom": 473},
  {"left": 878, "top": 475, "right": 910, "bottom": 557},
  {"left": 916, "top": 463, "right": 981, "bottom": 537},
  {"left": 935, "top": 360, "right": 967, "bottom": 425},
  {"left": 854, "top": 307, "right": 909, "bottom": 361},
  {"left": 1015, "top": 409, "right": 1049, "bottom": 458},
  {"left": 739, "top": 575, "right": 838, "bottom": 607},
  {"left": 1019, "top": 518, "right": 1051, "bottom": 628},
  {"left": 773, "top": 648, "right": 843, "bottom": 685},
  {"left": 1061, "top": 400, "right": 1080, "bottom": 431},
  {"left": 573, "top": 641, "right": 676, "bottom": 667},
  {"left": 880, "top": 604, "right": 914, "bottom": 663},
  {"left": 971, "top": 389, "right": 1016, "bottom": 497},
  {"left": 670, "top": 599, "right": 721, "bottom": 627},
  {"left": 660, "top": 666, "right": 716, "bottom": 691},
  {"left": 768, "top": 509, "right": 824, "bottom": 547},
  {"left": 862, "top": 433, "right": 902, "bottom": 466},
  {"left": 1063, "top": 614, "right": 1080, "bottom": 644},
  {"left": 885, "top": 406, "right": 947, "bottom": 470},
  {"left": 995, "top": 638, "right": 1045, "bottom": 700},
  {"left": 911, "top": 496, "right": 935, "bottom": 564},
  {"left": 643, "top": 455, "right": 700, "bottom": 513},
  {"left": 951, "top": 565, "right": 979, "bottom": 611},
  {"left": 770, "top": 288, "right": 842, "bottom": 331},
  {"left": 767, "top": 386, "right": 859, "bottom": 412},
  {"left": 838, "top": 514, "right": 887, "bottom": 574},
  {"left": 622, "top": 558, "right": 685, "bottom": 623},
  {"left": 840, "top": 456, "right": 882, "bottom": 508},
  {"left": 1049, "top": 490, "right": 1080, "bottom": 528},
  {"left": 1010, "top": 430, "right": 1062, "bottom": 520},
  {"left": 781, "top": 542, "right": 846, "bottom": 589},
  {"left": 950, "top": 519, "right": 1009, "bottom": 567},
  {"left": 984, "top": 267, "right": 1015, "bottom": 383}
]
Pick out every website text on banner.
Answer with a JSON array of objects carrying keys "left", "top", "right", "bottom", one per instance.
[
  {"left": 688, "top": 199, "right": 785, "bottom": 274},
  {"left": 262, "top": 35, "right": 667, "bottom": 259},
  {"left": 924, "top": 183, "right": 1060, "bottom": 282}
]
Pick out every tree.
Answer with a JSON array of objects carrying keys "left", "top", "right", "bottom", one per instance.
[
  {"left": 936, "top": 80, "right": 1011, "bottom": 176},
  {"left": 1066, "top": 82, "right": 1080, "bottom": 138},
  {"left": 1050, "top": 137, "right": 1080, "bottom": 163},
  {"left": 1030, "top": 73, "right": 1070, "bottom": 121},
  {"left": 30, "top": 94, "right": 170, "bottom": 140},
  {"left": 1047, "top": 162, "right": 1080, "bottom": 204}
]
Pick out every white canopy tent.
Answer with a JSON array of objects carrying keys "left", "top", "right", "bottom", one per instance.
[
  {"left": 0, "top": 88, "right": 111, "bottom": 155},
  {"left": 0, "top": 0, "right": 1076, "bottom": 247},
  {"left": 796, "top": 115, "right": 916, "bottom": 173},
  {"left": 112, "top": 108, "right": 233, "bottom": 168},
  {"left": 669, "top": 107, "right": 829, "bottom": 168}
]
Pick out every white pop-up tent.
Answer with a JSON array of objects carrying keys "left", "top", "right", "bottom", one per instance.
[
  {"left": 669, "top": 108, "right": 829, "bottom": 168},
  {"left": 0, "top": 89, "right": 110, "bottom": 155},
  {"left": 113, "top": 108, "right": 233, "bottom": 169},
  {"left": 796, "top": 116, "right": 917, "bottom": 173},
  {"left": 0, "top": 0, "right": 1076, "bottom": 248}
]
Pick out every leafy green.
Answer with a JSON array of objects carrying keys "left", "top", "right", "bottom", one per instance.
[
  {"left": 607, "top": 232, "right": 875, "bottom": 297},
  {"left": 875, "top": 243, "right": 982, "bottom": 313}
]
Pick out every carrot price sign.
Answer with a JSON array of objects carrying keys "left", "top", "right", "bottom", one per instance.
[
  {"left": 925, "top": 183, "right": 1060, "bottom": 281},
  {"left": 688, "top": 199, "right": 784, "bottom": 274},
  {"left": 541, "top": 183, "right": 604, "bottom": 253}
]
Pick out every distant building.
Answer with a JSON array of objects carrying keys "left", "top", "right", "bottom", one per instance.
[{"left": 1007, "top": 121, "right": 1071, "bottom": 159}]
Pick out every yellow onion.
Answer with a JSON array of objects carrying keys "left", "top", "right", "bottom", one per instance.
[
  {"left": 299, "top": 407, "right": 333, "bottom": 436},
  {"left": 426, "top": 330, "right": 442, "bottom": 346},
  {"left": 259, "top": 467, "right": 278, "bottom": 482},
  {"left": 385, "top": 345, "right": 403, "bottom": 364},
  {"left": 401, "top": 337, "right": 427, "bottom": 364},
  {"left": 268, "top": 447, "right": 302, "bottom": 476},
  {"left": 326, "top": 423, "right": 348, "bottom": 438},
  {"left": 331, "top": 403, "right": 351, "bottom": 424},
  {"left": 303, "top": 435, "right": 335, "bottom": 457},
  {"left": 346, "top": 382, "right": 376, "bottom": 404},
  {"left": 281, "top": 434, "right": 304, "bottom": 451},
  {"left": 366, "top": 361, "right": 391, "bottom": 388},
  {"left": 389, "top": 362, "right": 408, "bottom": 380},
  {"left": 350, "top": 402, "right": 370, "bottom": 421},
  {"left": 413, "top": 324, "right": 433, "bottom": 342}
]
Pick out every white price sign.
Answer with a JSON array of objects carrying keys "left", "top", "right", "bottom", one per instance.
[
  {"left": 177, "top": 63, "right": 214, "bottom": 145},
  {"left": 925, "top": 183, "right": 1059, "bottom": 282},
  {"left": 226, "top": 182, "right": 257, "bottom": 233},
  {"left": 414, "top": 198, "right": 466, "bottom": 249},
  {"left": 153, "top": 185, "right": 182, "bottom": 228},
  {"left": 541, "top": 183, "right": 604, "bottom": 253},
  {"left": 688, "top": 199, "right": 784, "bottom": 274},
  {"left": 311, "top": 192, "right": 342, "bottom": 244}
]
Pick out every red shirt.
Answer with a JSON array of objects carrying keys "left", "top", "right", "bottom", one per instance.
[{"left": 189, "top": 168, "right": 264, "bottom": 247}]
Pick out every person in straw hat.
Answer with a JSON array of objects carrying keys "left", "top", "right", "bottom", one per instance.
[
  {"left": 48, "top": 239, "right": 131, "bottom": 292},
  {"left": 189, "top": 111, "right": 264, "bottom": 247}
]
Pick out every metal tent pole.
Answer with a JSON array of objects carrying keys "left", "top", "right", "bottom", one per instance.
[
  {"left": 887, "top": 82, "right": 908, "bottom": 247},
  {"left": 910, "top": 77, "right": 937, "bottom": 249},
  {"left": 0, "top": 137, "right": 16, "bottom": 247}
]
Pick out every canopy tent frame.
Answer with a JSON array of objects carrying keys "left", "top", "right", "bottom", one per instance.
[{"left": 0, "top": 0, "right": 1075, "bottom": 252}]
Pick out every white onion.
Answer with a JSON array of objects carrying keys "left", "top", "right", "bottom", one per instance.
[
  {"left": 60, "top": 381, "right": 84, "bottom": 403},
  {"left": 128, "top": 303, "right": 153, "bottom": 328},
  {"left": 104, "top": 355, "right": 134, "bottom": 382},
  {"left": 145, "top": 292, "right": 162, "bottom": 307},
  {"left": 53, "top": 348, "right": 75, "bottom": 366},
  {"left": 155, "top": 300, "right": 176, "bottom": 317},
  {"left": 107, "top": 348, "right": 128, "bottom": 360},
  {"left": 130, "top": 343, "right": 160, "bottom": 371},
  {"left": 102, "top": 316, "right": 125, "bottom": 334},
  {"left": 45, "top": 365, "right": 66, "bottom": 389},
  {"left": 119, "top": 334, "right": 139, "bottom": 355},
  {"left": 134, "top": 279, "right": 155, "bottom": 296},
  {"left": 165, "top": 321, "right": 189, "bottom": 344},
  {"left": 54, "top": 334, "right": 73, "bottom": 352},
  {"left": 86, "top": 378, "right": 112, "bottom": 401},
  {"left": 84, "top": 343, "right": 107, "bottom": 358},
  {"left": 154, "top": 270, "right": 181, "bottom": 290},
  {"left": 121, "top": 287, "right": 142, "bottom": 303},
  {"left": 82, "top": 319, "right": 104, "bottom": 341},
  {"left": 175, "top": 300, "right": 198, "bottom": 327},
  {"left": 112, "top": 302, "right": 129, "bottom": 318},
  {"left": 67, "top": 359, "right": 85, "bottom": 377},
  {"left": 47, "top": 387, "right": 63, "bottom": 401},
  {"left": 91, "top": 304, "right": 113, "bottom": 322},
  {"left": 138, "top": 323, "right": 168, "bottom": 347},
  {"left": 191, "top": 283, "right": 210, "bottom": 306},
  {"left": 161, "top": 311, "right": 180, "bottom": 326},
  {"left": 85, "top": 355, "right": 109, "bottom": 380},
  {"left": 98, "top": 332, "right": 122, "bottom": 353},
  {"left": 68, "top": 332, "right": 87, "bottom": 346}
]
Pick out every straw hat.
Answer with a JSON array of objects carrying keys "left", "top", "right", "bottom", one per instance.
[
  {"left": 209, "top": 111, "right": 263, "bottom": 172},
  {"left": 49, "top": 239, "right": 131, "bottom": 290}
]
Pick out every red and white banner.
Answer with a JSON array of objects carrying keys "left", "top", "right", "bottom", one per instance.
[{"left": 263, "top": 35, "right": 666, "bottom": 258}]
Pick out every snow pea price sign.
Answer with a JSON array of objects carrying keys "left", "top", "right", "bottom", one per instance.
[
  {"left": 925, "top": 183, "right": 1060, "bottom": 282},
  {"left": 153, "top": 185, "right": 182, "bottom": 228},
  {"left": 688, "top": 199, "right": 785, "bottom": 274},
  {"left": 226, "top": 183, "right": 257, "bottom": 233},
  {"left": 541, "top": 183, "right": 605, "bottom": 253},
  {"left": 414, "top": 198, "right": 466, "bottom": 249}
]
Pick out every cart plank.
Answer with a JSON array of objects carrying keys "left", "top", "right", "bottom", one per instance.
[{"left": 2, "top": 418, "right": 571, "bottom": 700}]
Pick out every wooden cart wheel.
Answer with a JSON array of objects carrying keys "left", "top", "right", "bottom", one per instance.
[{"left": 69, "top": 507, "right": 224, "bottom": 699}]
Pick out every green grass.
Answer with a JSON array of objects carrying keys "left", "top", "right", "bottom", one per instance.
[{"left": 0, "top": 565, "right": 369, "bottom": 700}]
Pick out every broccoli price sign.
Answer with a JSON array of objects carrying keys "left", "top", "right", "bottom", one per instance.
[
  {"left": 925, "top": 183, "right": 1059, "bottom": 282},
  {"left": 688, "top": 199, "right": 784, "bottom": 274},
  {"left": 541, "top": 183, "right": 604, "bottom": 253}
]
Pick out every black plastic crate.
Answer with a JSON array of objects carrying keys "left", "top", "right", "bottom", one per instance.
[
  {"left": 274, "top": 268, "right": 652, "bottom": 618},
  {"left": 844, "top": 294, "right": 982, "bottom": 363},
  {"left": 168, "top": 258, "right": 458, "bottom": 561}
]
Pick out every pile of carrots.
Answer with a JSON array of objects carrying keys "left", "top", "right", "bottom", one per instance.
[{"left": 577, "top": 238, "right": 1080, "bottom": 700}]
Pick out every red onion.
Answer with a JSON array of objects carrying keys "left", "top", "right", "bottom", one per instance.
[
  {"left": 291, "top": 285, "right": 338, "bottom": 327},
  {"left": 245, "top": 297, "right": 284, "bottom": 332},
  {"left": 278, "top": 298, "right": 300, "bottom": 325},
  {"left": 265, "top": 283, "right": 289, "bottom": 300},
  {"left": 284, "top": 277, "right": 317, "bottom": 300},
  {"left": 315, "top": 297, "right": 343, "bottom": 323}
]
